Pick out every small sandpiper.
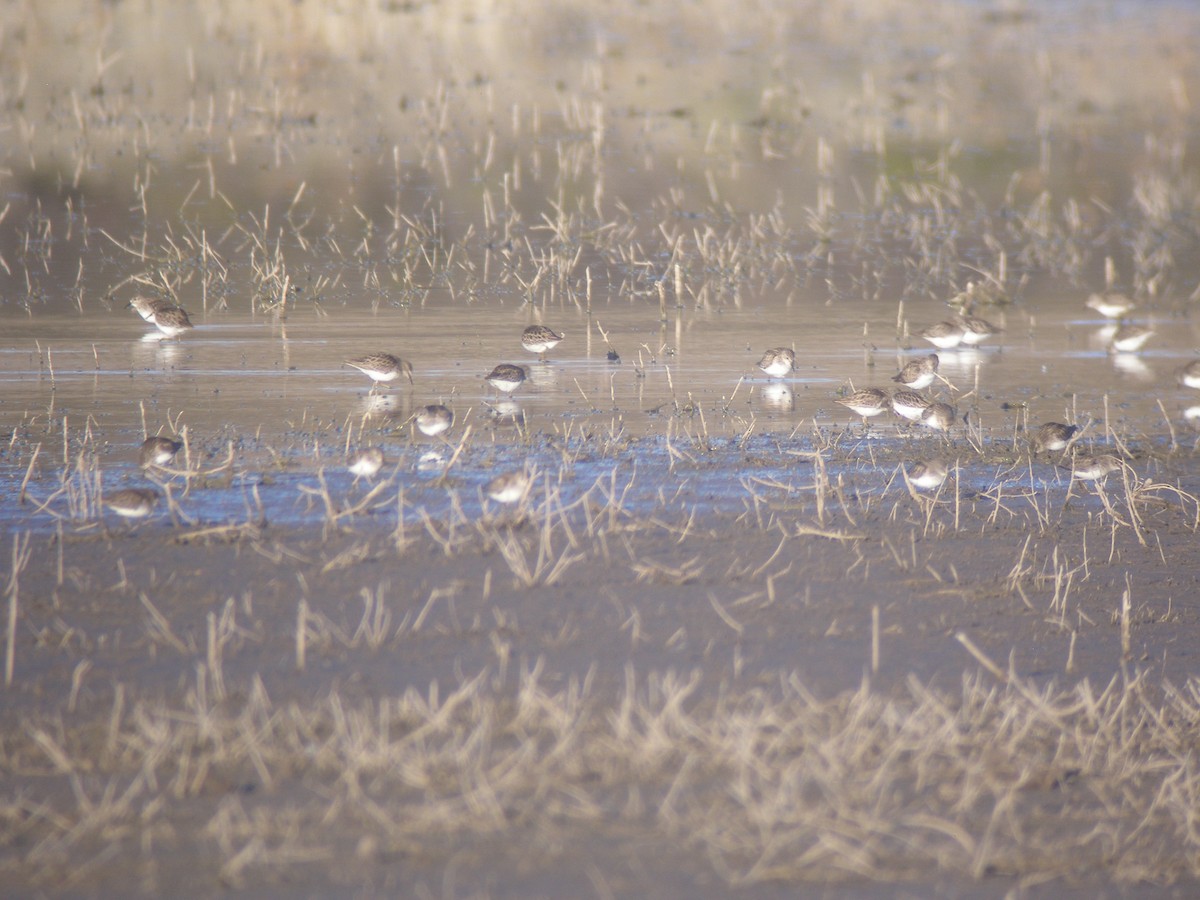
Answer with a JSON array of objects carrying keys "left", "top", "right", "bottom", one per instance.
[
  {"left": 906, "top": 459, "right": 949, "bottom": 490},
  {"left": 1033, "top": 422, "right": 1079, "bottom": 454},
  {"left": 1176, "top": 360, "right": 1200, "bottom": 389},
  {"left": 415, "top": 404, "right": 455, "bottom": 438},
  {"left": 345, "top": 353, "right": 414, "bottom": 389},
  {"left": 104, "top": 487, "right": 160, "bottom": 519},
  {"left": 918, "top": 320, "right": 966, "bottom": 350},
  {"left": 919, "top": 402, "right": 957, "bottom": 432},
  {"left": 1086, "top": 293, "right": 1135, "bottom": 320},
  {"left": 1070, "top": 453, "right": 1122, "bottom": 481},
  {"left": 129, "top": 295, "right": 172, "bottom": 322},
  {"left": 835, "top": 388, "right": 890, "bottom": 425},
  {"left": 139, "top": 436, "right": 182, "bottom": 468},
  {"left": 486, "top": 470, "right": 531, "bottom": 504},
  {"left": 151, "top": 305, "right": 194, "bottom": 339},
  {"left": 891, "top": 389, "right": 932, "bottom": 422},
  {"left": 521, "top": 325, "right": 565, "bottom": 360},
  {"left": 954, "top": 314, "right": 1002, "bottom": 346},
  {"left": 485, "top": 363, "right": 527, "bottom": 394},
  {"left": 891, "top": 354, "right": 939, "bottom": 390},
  {"left": 347, "top": 447, "right": 385, "bottom": 480},
  {"left": 1108, "top": 324, "right": 1154, "bottom": 354},
  {"left": 757, "top": 348, "right": 795, "bottom": 378}
]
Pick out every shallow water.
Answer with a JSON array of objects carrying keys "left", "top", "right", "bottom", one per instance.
[
  {"left": 2, "top": 1, "right": 1198, "bottom": 539},
  {"left": 4, "top": 283, "right": 1198, "bottom": 532}
]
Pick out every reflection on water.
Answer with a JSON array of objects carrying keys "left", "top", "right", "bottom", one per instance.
[
  {"left": 417, "top": 450, "right": 446, "bottom": 471},
  {"left": 1092, "top": 323, "right": 1120, "bottom": 347},
  {"left": 486, "top": 399, "right": 526, "bottom": 427},
  {"left": 760, "top": 382, "right": 795, "bottom": 412},
  {"left": 358, "top": 392, "right": 404, "bottom": 418},
  {"left": 1110, "top": 353, "right": 1154, "bottom": 381},
  {"left": 525, "top": 363, "right": 561, "bottom": 390},
  {"left": 935, "top": 348, "right": 984, "bottom": 376}
]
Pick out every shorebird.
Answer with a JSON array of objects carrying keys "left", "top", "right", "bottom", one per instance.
[
  {"left": 521, "top": 325, "right": 565, "bottom": 360},
  {"left": 918, "top": 320, "right": 966, "bottom": 350},
  {"left": 919, "top": 402, "right": 957, "bottom": 433},
  {"left": 150, "top": 305, "right": 194, "bottom": 339},
  {"left": 891, "top": 389, "right": 932, "bottom": 422},
  {"left": 835, "top": 388, "right": 890, "bottom": 426},
  {"left": 485, "top": 470, "right": 531, "bottom": 504},
  {"left": 1108, "top": 325, "right": 1154, "bottom": 354},
  {"left": 1070, "top": 453, "right": 1122, "bottom": 482},
  {"left": 757, "top": 348, "right": 795, "bottom": 378},
  {"left": 1178, "top": 360, "right": 1200, "bottom": 389},
  {"left": 347, "top": 448, "right": 385, "bottom": 481},
  {"left": 954, "top": 314, "right": 1002, "bottom": 346},
  {"left": 1032, "top": 422, "right": 1079, "bottom": 454},
  {"left": 345, "top": 353, "right": 414, "bottom": 389},
  {"left": 415, "top": 404, "right": 455, "bottom": 438},
  {"left": 1086, "top": 293, "right": 1136, "bottom": 320},
  {"left": 139, "top": 436, "right": 182, "bottom": 469},
  {"left": 892, "top": 354, "right": 940, "bottom": 390},
  {"left": 905, "top": 459, "right": 949, "bottom": 491},
  {"left": 129, "top": 295, "right": 172, "bottom": 322},
  {"left": 484, "top": 363, "right": 527, "bottom": 394},
  {"left": 104, "top": 487, "right": 160, "bottom": 519}
]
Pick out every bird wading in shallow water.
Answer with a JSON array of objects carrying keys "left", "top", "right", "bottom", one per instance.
[
  {"left": 891, "top": 389, "right": 932, "bottom": 422},
  {"left": 129, "top": 295, "right": 171, "bottom": 322},
  {"left": 139, "top": 436, "right": 182, "bottom": 469},
  {"left": 892, "top": 354, "right": 940, "bottom": 390},
  {"left": 905, "top": 459, "right": 949, "bottom": 491},
  {"left": 1086, "top": 293, "right": 1135, "bottom": 320},
  {"left": 1069, "top": 453, "right": 1122, "bottom": 482},
  {"left": 757, "top": 348, "right": 795, "bottom": 378},
  {"left": 521, "top": 325, "right": 565, "bottom": 360},
  {"left": 1177, "top": 360, "right": 1200, "bottom": 390},
  {"left": 835, "top": 388, "right": 890, "bottom": 426},
  {"left": 486, "top": 470, "right": 531, "bottom": 505},
  {"left": 1032, "top": 422, "right": 1079, "bottom": 454},
  {"left": 954, "top": 314, "right": 1002, "bottom": 346},
  {"left": 104, "top": 488, "right": 160, "bottom": 519},
  {"left": 415, "top": 405, "right": 455, "bottom": 438},
  {"left": 918, "top": 320, "right": 966, "bottom": 350},
  {"left": 345, "top": 353, "right": 414, "bottom": 390},
  {"left": 1107, "top": 325, "right": 1154, "bottom": 354},
  {"left": 919, "top": 402, "right": 957, "bottom": 433},
  {"left": 150, "top": 305, "right": 194, "bottom": 339},
  {"left": 484, "top": 363, "right": 527, "bottom": 394},
  {"left": 347, "top": 448, "right": 385, "bottom": 481}
]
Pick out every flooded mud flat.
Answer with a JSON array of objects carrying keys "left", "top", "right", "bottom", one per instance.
[
  {"left": 6, "top": 424, "right": 1200, "bottom": 898},
  {"left": 4, "top": 1, "right": 1200, "bottom": 896}
]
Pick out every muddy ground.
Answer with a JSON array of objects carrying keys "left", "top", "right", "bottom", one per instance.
[{"left": 4, "top": 429, "right": 1200, "bottom": 897}]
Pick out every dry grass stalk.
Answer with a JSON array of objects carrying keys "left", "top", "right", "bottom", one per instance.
[
  {"left": 10, "top": 663, "right": 1200, "bottom": 886},
  {"left": 5, "top": 533, "right": 33, "bottom": 686}
]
